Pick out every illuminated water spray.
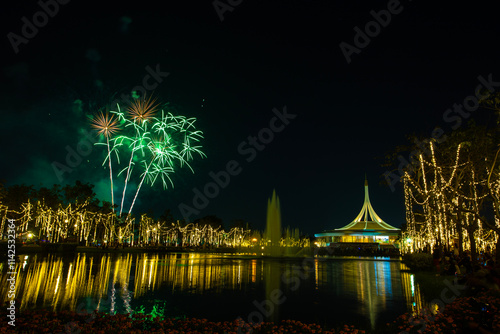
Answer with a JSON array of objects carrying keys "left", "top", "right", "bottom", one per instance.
[{"left": 265, "top": 190, "right": 282, "bottom": 256}]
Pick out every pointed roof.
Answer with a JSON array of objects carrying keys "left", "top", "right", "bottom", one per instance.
[
  {"left": 336, "top": 178, "right": 399, "bottom": 232},
  {"left": 314, "top": 177, "right": 399, "bottom": 238}
]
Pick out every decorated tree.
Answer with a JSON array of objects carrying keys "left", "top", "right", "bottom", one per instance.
[{"left": 390, "top": 122, "right": 500, "bottom": 261}]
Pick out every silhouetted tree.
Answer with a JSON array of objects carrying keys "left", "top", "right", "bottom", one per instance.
[
  {"left": 196, "top": 215, "right": 223, "bottom": 229},
  {"left": 159, "top": 209, "right": 174, "bottom": 224},
  {"left": 229, "top": 218, "right": 251, "bottom": 230}
]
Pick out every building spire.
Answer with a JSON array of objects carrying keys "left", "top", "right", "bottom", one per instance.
[{"left": 335, "top": 175, "right": 399, "bottom": 231}]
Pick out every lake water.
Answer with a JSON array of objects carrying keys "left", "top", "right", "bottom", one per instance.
[{"left": 1, "top": 253, "right": 425, "bottom": 331}]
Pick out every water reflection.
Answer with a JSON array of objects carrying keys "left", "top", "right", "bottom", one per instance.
[
  {"left": 264, "top": 260, "right": 282, "bottom": 323},
  {"left": 314, "top": 259, "right": 403, "bottom": 328},
  {"left": 1, "top": 254, "right": 259, "bottom": 311},
  {"left": 132, "top": 253, "right": 252, "bottom": 296},
  {"left": 400, "top": 263, "right": 426, "bottom": 315},
  {"left": 0, "top": 254, "right": 426, "bottom": 329}
]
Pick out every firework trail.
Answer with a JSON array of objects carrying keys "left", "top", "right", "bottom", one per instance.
[
  {"left": 90, "top": 111, "right": 120, "bottom": 212},
  {"left": 116, "top": 97, "right": 157, "bottom": 216}
]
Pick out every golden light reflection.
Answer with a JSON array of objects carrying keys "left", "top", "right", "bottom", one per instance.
[
  {"left": 315, "top": 259, "right": 412, "bottom": 329},
  {"left": 315, "top": 259, "right": 319, "bottom": 289},
  {"left": 1, "top": 253, "right": 426, "bottom": 325},
  {"left": 251, "top": 259, "right": 257, "bottom": 283},
  {"left": 399, "top": 263, "right": 425, "bottom": 314}
]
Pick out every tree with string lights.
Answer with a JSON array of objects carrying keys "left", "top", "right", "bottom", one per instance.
[{"left": 390, "top": 121, "right": 500, "bottom": 261}]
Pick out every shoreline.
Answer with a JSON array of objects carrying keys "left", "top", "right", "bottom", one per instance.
[{"left": 2, "top": 290, "right": 499, "bottom": 333}]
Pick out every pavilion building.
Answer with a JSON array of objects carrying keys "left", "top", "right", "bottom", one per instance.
[{"left": 315, "top": 178, "right": 400, "bottom": 246}]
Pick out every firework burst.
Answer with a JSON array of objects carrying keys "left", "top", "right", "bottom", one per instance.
[
  {"left": 127, "top": 95, "right": 159, "bottom": 123},
  {"left": 90, "top": 111, "right": 120, "bottom": 137},
  {"left": 91, "top": 98, "right": 206, "bottom": 217}
]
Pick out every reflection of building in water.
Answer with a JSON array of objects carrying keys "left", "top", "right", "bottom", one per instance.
[{"left": 315, "top": 259, "right": 403, "bottom": 329}]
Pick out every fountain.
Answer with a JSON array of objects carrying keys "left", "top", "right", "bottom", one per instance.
[
  {"left": 264, "top": 190, "right": 282, "bottom": 256},
  {"left": 263, "top": 190, "right": 312, "bottom": 257}
]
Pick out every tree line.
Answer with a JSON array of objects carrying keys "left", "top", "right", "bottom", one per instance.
[
  {"left": 384, "top": 93, "right": 500, "bottom": 261},
  {"left": 0, "top": 180, "right": 254, "bottom": 246}
]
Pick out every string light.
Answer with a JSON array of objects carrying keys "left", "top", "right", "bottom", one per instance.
[{"left": 403, "top": 140, "right": 498, "bottom": 254}]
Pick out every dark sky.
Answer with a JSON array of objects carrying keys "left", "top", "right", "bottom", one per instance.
[{"left": 1, "top": 0, "right": 499, "bottom": 235}]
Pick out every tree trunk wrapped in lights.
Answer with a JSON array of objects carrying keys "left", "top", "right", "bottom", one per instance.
[
  {"left": 397, "top": 123, "right": 500, "bottom": 260},
  {"left": 1, "top": 181, "right": 303, "bottom": 252}
]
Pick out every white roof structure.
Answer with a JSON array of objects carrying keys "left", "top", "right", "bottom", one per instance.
[{"left": 315, "top": 177, "right": 400, "bottom": 238}]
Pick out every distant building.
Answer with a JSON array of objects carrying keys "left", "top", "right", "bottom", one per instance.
[{"left": 315, "top": 177, "right": 400, "bottom": 246}]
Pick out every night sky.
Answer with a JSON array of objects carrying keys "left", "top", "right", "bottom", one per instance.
[{"left": 2, "top": 0, "right": 500, "bottom": 235}]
